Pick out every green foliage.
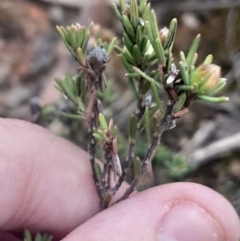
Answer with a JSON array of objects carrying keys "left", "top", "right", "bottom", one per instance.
[{"left": 23, "top": 228, "right": 52, "bottom": 241}]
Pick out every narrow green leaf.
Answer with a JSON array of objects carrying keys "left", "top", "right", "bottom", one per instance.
[
  {"left": 123, "top": 32, "right": 134, "bottom": 54},
  {"left": 94, "top": 163, "right": 102, "bottom": 180},
  {"left": 129, "top": 114, "right": 136, "bottom": 140},
  {"left": 130, "top": 0, "right": 139, "bottom": 29},
  {"left": 123, "top": 49, "right": 136, "bottom": 65},
  {"left": 186, "top": 34, "right": 201, "bottom": 67},
  {"left": 93, "top": 133, "right": 103, "bottom": 141},
  {"left": 139, "top": 0, "right": 147, "bottom": 12},
  {"left": 77, "top": 47, "right": 86, "bottom": 65},
  {"left": 107, "top": 37, "right": 117, "bottom": 54},
  {"left": 98, "top": 113, "right": 108, "bottom": 130},
  {"left": 177, "top": 93, "right": 187, "bottom": 111},
  {"left": 114, "top": 45, "right": 123, "bottom": 54},
  {"left": 151, "top": 79, "right": 163, "bottom": 113},
  {"left": 140, "top": 36, "right": 148, "bottom": 53},
  {"left": 111, "top": 125, "right": 118, "bottom": 136},
  {"left": 155, "top": 38, "right": 166, "bottom": 65},
  {"left": 179, "top": 61, "right": 189, "bottom": 85},
  {"left": 133, "top": 44, "right": 142, "bottom": 65},
  {"left": 178, "top": 85, "right": 194, "bottom": 91},
  {"left": 164, "top": 18, "right": 177, "bottom": 52},
  {"left": 141, "top": 2, "right": 151, "bottom": 21},
  {"left": 126, "top": 72, "right": 141, "bottom": 78},
  {"left": 59, "top": 111, "right": 82, "bottom": 120},
  {"left": 34, "top": 233, "right": 42, "bottom": 241},
  {"left": 134, "top": 157, "right": 141, "bottom": 177},
  {"left": 203, "top": 54, "right": 213, "bottom": 64},
  {"left": 119, "top": 0, "right": 126, "bottom": 11},
  {"left": 41, "top": 233, "right": 49, "bottom": 241},
  {"left": 119, "top": 54, "right": 134, "bottom": 73},
  {"left": 97, "top": 130, "right": 109, "bottom": 141},
  {"left": 24, "top": 229, "right": 32, "bottom": 241},
  {"left": 112, "top": 3, "right": 122, "bottom": 21},
  {"left": 197, "top": 95, "right": 229, "bottom": 103},
  {"left": 136, "top": 25, "right": 143, "bottom": 49},
  {"left": 46, "top": 236, "right": 53, "bottom": 241},
  {"left": 180, "top": 51, "right": 187, "bottom": 65},
  {"left": 209, "top": 79, "right": 227, "bottom": 95},
  {"left": 167, "top": 51, "right": 173, "bottom": 72},
  {"left": 144, "top": 107, "right": 151, "bottom": 144},
  {"left": 192, "top": 53, "right": 198, "bottom": 67},
  {"left": 122, "top": 15, "right": 135, "bottom": 39},
  {"left": 128, "top": 78, "right": 138, "bottom": 99},
  {"left": 139, "top": 80, "right": 151, "bottom": 96},
  {"left": 149, "top": 10, "right": 159, "bottom": 40}
]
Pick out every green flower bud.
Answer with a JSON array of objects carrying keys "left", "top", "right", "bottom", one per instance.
[{"left": 190, "top": 64, "right": 223, "bottom": 95}]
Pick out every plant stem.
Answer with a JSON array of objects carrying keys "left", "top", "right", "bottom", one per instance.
[{"left": 116, "top": 97, "right": 176, "bottom": 202}]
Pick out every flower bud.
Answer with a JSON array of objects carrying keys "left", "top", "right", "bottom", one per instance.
[
  {"left": 190, "top": 64, "right": 221, "bottom": 95},
  {"left": 159, "top": 27, "right": 169, "bottom": 45}
]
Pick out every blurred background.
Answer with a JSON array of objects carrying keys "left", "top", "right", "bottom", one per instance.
[{"left": 1, "top": 0, "right": 240, "bottom": 215}]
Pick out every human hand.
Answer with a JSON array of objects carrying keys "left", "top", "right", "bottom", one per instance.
[{"left": 0, "top": 118, "right": 239, "bottom": 241}]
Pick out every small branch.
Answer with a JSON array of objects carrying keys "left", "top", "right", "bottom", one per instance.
[
  {"left": 112, "top": 140, "right": 135, "bottom": 195},
  {"left": 116, "top": 97, "right": 176, "bottom": 202},
  {"left": 88, "top": 98, "right": 102, "bottom": 200}
]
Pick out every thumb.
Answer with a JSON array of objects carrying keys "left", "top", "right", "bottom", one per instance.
[{"left": 61, "top": 183, "right": 240, "bottom": 241}]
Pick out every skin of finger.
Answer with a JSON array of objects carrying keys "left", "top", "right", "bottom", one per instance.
[
  {"left": 62, "top": 182, "right": 240, "bottom": 241},
  {"left": 0, "top": 118, "right": 128, "bottom": 239},
  {"left": 0, "top": 232, "right": 21, "bottom": 241}
]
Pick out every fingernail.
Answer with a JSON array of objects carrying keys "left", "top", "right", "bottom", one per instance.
[{"left": 157, "top": 202, "right": 225, "bottom": 241}]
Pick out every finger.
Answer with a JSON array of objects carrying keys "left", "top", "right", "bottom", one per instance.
[
  {"left": 0, "top": 232, "right": 21, "bottom": 241},
  {"left": 62, "top": 182, "right": 240, "bottom": 241},
  {"left": 0, "top": 118, "right": 128, "bottom": 239}
]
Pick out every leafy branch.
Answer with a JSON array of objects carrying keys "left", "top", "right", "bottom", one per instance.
[{"left": 53, "top": 0, "right": 228, "bottom": 209}]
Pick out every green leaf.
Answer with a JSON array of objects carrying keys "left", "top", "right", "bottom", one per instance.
[
  {"left": 112, "top": 3, "right": 122, "bottom": 21},
  {"left": 149, "top": 10, "right": 159, "bottom": 40},
  {"left": 59, "top": 111, "right": 83, "bottom": 120},
  {"left": 155, "top": 38, "right": 166, "bottom": 65},
  {"left": 197, "top": 95, "right": 229, "bottom": 103},
  {"left": 119, "top": 0, "right": 126, "bottom": 11},
  {"left": 128, "top": 78, "right": 138, "bottom": 99},
  {"left": 164, "top": 18, "right": 177, "bottom": 52},
  {"left": 144, "top": 107, "right": 151, "bottom": 144},
  {"left": 180, "top": 51, "right": 187, "bottom": 65},
  {"left": 92, "top": 133, "right": 102, "bottom": 141},
  {"left": 186, "top": 34, "right": 201, "bottom": 68},
  {"left": 119, "top": 54, "right": 134, "bottom": 73},
  {"left": 114, "top": 45, "right": 123, "bottom": 54},
  {"left": 139, "top": 0, "right": 147, "bottom": 12},
  {"left": 122, "top": 15, "right": 135, "bottom": 39},
  {"left": 94, "top": 163, "right": 102, "bottom": 180},
  {"left": 133, "top": 44, "right": 142, "bottom": 65},
  {"left": 129, "top": 114, "right": 136, "bottom": 140},
  {"left": 34, "top": 233, "right": 42, "bottom": 241},
  {"left": 107, "top": 37, "right": 117, "bottom": 55},
  {"left": 97, "top": 129, "right": 109, "bottom": 141},
  {"left": 141, "top": 2, "right": 151, "bottom": 21},
  {"left": 98, "top": 113, "right": 108, "bottom": 130},
  {"left": 203, "top": 54, "right": 213, "bottom": 64},
  {"left": 179, "top": 61, "right": 189, "bottom": 85},
  {"left": 177, "top": 92, "right": 187, "bottom": 111},
  {"left": 130, "top": 0, "right": 139, "bottom": 29},
  {"left": 136, "top": 25, "right": 143, "bottom": 49},
  {"left": 134, "top": 157, "right": 141, "bottom": 177},
  {"left": 151, "top": 79, "right": 163, "bottom": 113},
  {"left": 123, "top": 49, "right": 136, "bottom": 65},
  {"left": 139, "top": 80, "right": 151, "bottom": 96},
  {"left": 123, "top": 32, "right": 134, "bottom": 54},
  {"left": 111, "top": 125, "right": 118, "bottom": 136},
  {"left": 24, "top": 229, "right": 32, "bottom": 241}
]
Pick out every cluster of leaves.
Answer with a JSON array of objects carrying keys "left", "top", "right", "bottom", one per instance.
[
  {"left": 23, "top": 228, "right": 52, "bottom": 241},
  {"left": 53, "top": 0, "right": 229, "bottom": 207}
]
